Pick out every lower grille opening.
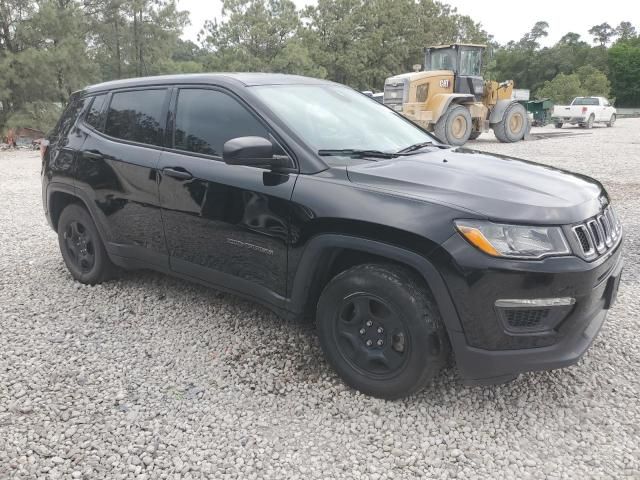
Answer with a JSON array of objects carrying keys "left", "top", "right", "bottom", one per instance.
[
  {"left": 504, "top": 309, "right": 550, "bottom": 329},
  {"left": 495, "top": 302, "right": 574, "bottom": 335}
]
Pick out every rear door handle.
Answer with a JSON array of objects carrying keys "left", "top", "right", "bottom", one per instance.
[
  {"left": 82, "top": 150, "right": 103, "bottom": 161},
  {"left": 162, "top": 167, "right": 193, "bottom": 180}
]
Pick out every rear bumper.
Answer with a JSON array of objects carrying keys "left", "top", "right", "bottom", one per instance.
[
  {"left": 552, "top": 115, "right": 586, "bottom": 124},
  {"left": 431, "top": 234, "right": 624, "bottom": 385}
]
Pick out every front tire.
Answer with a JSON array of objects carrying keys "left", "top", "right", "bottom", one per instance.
[
  {"left": 607, "top": 114, "right": 616, "bottom": 127},
  {"left": 434, "top": 104, "right": 472, "bottom": 146},
  {"left": 554, "top": 122, "right": 563, "bottom": 129},
  {"left": 57, "top": 203, "right": 116, "bottom": 285},
  {"left": 316, "top": 264, "right": 449, "bottom": 399},
  {"left": 493, "top": 102, "right": 528, "bottom": 142}
]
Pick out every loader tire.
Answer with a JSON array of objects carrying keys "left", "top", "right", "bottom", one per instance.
[
  {"left": 434, "top": 105, "right": 472, "bottom": 146},
  {"left": 493, "top": 102, "right": 528, "bottom": 143}
]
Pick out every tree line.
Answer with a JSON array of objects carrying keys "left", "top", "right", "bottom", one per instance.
[
  {"left": 490, "top": 21, "right": 639, "bottom": 105},
  {"left": 1, "top": 0, "right": 639, "bottom": 134}
]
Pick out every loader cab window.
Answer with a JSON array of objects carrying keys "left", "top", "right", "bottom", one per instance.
[
  {"left": 459, "top": 49, "right": 482, "bottom": 76},
  {"left": 429, "top": 48, "right": 457, "bottom": 72}
]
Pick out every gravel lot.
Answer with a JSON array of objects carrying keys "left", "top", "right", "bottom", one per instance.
[{"left": 1, "top": 119, "right": 639, "bottom": 479}]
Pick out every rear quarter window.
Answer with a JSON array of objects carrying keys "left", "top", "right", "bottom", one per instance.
[
  {"left": 49, "top": 93, "right": 86, "bottom": 142},
  {"left": 84, "top": 94, "right": 108, "bottom": 131},
  {"left": 104, "top": 89, "right": 168, "bottom": 146}
]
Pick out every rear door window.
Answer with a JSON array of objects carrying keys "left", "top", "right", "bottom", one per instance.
[
  {"left": 105, "top": 89, "right": 168, "bottom": 146},
  {"left": 85, "top": 94, "right": 107, "bottom": 131},
  {"left": 173, "top": 89, "right": 269, "bottom": 157}
]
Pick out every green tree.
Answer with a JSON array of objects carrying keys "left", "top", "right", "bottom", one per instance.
[
  {"left": 1, "top": 0, "right": 96, "bottom": 132},
  {"left": 536, "top": 73, "right": 584, "bottom": 104},
  {"left": 299, "top": 0, "right": 365, "bottom": 85},
  {"left": 85, "top": 0, "right": 188, "bottom": 79},
  {"left": 536, "top": 66, "right": 609, "bottom": 103},
  {"left": 614, "top": 21, "right": 637, "bottom": 42},
  {"left": 575, "top": 65, "right": 610, "bottom": 97},
  {"left": 588, "top": 22, "right": 615, "bottom": 47},
  {"left": 493, "top": 24, "right": 614, "bottom": 93},
  {"left": 558, "top": 32, "right": 583, "bottom": 46},
  {"left": 609, "top": 40, "right": 640, "bottom": 106},
  {"left": 301, "top": 0, "right": 487, "bottom": 90},
  {"left": 202, "top": 0, "right": 323, "bottom": 76},
  {"left": 491, "top": 22, "right": 554, "bottom": 90},
  {"left": 519, "top": 21, "right": 549, "bottom": 50},
  {"left": 0, "top": 0, "right": 36, "bottom": 129}
]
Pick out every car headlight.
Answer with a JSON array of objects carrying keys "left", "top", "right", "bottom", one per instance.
[{"left": 455, "top": 220, "right": 571, "bottom": 259}]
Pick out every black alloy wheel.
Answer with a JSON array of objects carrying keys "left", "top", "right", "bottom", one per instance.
[
  {"left": 57, "top": 203, "right": 116, "bottom": 285},
  {"left": 334, "top": 293, "right": 410, "bottom": 379},
  {"left": 317, "top": 264, "right": 449, "bottom": 399},
  {"left": 63, "top": 220, "right": 96, "bottom": 273}
]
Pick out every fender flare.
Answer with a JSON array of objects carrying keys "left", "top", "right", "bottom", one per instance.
[
  {"left": 46, "top": 181, "right": 80, "bottom": 229},
  {"left": 432, "top": 94, "right": 475, "bottom": 122},
  {"left": 47, "top": 182, "right": 110, "bottom": 244},
  {"left": 489, "top": 99, "right": 517, "bottom": 124},
  {"left": 286, "top": 234, "right": 463, "bottom": 333}
]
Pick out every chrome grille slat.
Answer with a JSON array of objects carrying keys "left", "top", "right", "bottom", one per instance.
[
  {"left": 598, "top": 214, "right": 613, "bottom": 247},
  {"left": 606, "top": 209, "right": 617, "bottom": 240},
  {"left": 605, "top": 208, "right": 617, "bottom": 241},
  {"left": 587, "top": 220, "right": 603, "bottom": 252},
  {"left": 572, "top": 205, "right": 621, "bottom": 260}
]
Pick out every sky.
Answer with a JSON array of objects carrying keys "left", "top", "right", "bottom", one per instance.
[{"left": 179, "top": 0, "right": 639, "bottom": 47}]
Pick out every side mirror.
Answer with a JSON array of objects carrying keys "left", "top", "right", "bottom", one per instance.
[{"left": 223, "top": 136, "right": 289, "bottom": 169}]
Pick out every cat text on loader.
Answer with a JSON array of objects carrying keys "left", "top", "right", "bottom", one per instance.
[{"left": 383, "top": 44, "right": 529, "bottom": 146}]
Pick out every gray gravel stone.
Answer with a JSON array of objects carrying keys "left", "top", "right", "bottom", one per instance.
[{"left": 0, "top": 120, "right": 639, "bottom": 479}]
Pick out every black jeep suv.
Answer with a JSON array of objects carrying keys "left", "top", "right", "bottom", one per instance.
[{"left": 42, "top": 73, "right": 623, "bottom": 399}]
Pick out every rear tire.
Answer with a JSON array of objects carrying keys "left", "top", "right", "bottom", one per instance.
[
  {"left": 493, "top": 102, "right": 528, "bottom": 143},
  {"left": 607, "top": 114, "right": 616, "bottom": 127},
  {"left": 554, "top": 122, "right": 563, "bottom": 129},
  {"left": 434, "top": 105, "right": 472, "bottom": 146},
  {"left": 57, "top": 204, "right": 116, "bottom": 285},
  {"left": 585, "top": 114, "right": 595, "bottom": 129},
  {"left": 316, "top": 264, "right": 449, "bottom": 399}
]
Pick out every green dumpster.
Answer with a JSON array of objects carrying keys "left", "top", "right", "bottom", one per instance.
[{"left": 523, "top": 99, "right": 554, "bottom": 127}]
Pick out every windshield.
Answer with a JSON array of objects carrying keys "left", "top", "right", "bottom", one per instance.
[
  {"left": 572, "top": 97, "right": 599, "bottom": 106},
  {"left": 459, "top": 48, "right": 482, "bottom": 76},
  {"left": 429, "top": 48, "right": 456, "bottom": 71},
  {"left": 251, "top": 84, "right": 435, "bottom": 153}
]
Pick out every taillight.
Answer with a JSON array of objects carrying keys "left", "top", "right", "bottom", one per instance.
[
  {"left": 582, "top": 107, "right": 588, "bottom": 114},
  {"left": 40, "top": 139, "right": 49, "bottom": 161}
]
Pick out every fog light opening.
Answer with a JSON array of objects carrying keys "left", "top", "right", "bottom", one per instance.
[{"left": 494, "top": 298, "right": 576, "bottom": 335}]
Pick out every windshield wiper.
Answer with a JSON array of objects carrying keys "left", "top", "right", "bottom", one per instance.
[
  {"left": 318, "top": 149, "right": 400, "bottom": 159},
  {"left": 396, "top": 141, "right": 450, "bottom": 154}
]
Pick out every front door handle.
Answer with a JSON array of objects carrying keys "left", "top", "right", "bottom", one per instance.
[
  {"left": 82, "top": 150, "right": 103, "bottom": 161},
  {"left": 163, "top": 167, "right": 193, "bottom": 180}
]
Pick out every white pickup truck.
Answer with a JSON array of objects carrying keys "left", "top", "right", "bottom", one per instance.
[{"left": 552, "top": 97, "right": 616, "bottom": 129}]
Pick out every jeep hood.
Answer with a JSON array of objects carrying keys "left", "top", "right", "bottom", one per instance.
[{"left": 345, "top": 148, "right": 606, "bottom": 224}]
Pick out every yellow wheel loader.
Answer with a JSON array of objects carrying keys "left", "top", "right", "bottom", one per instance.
[{"left": 383, "top": 44, "right": 529, "bottom": 146}]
